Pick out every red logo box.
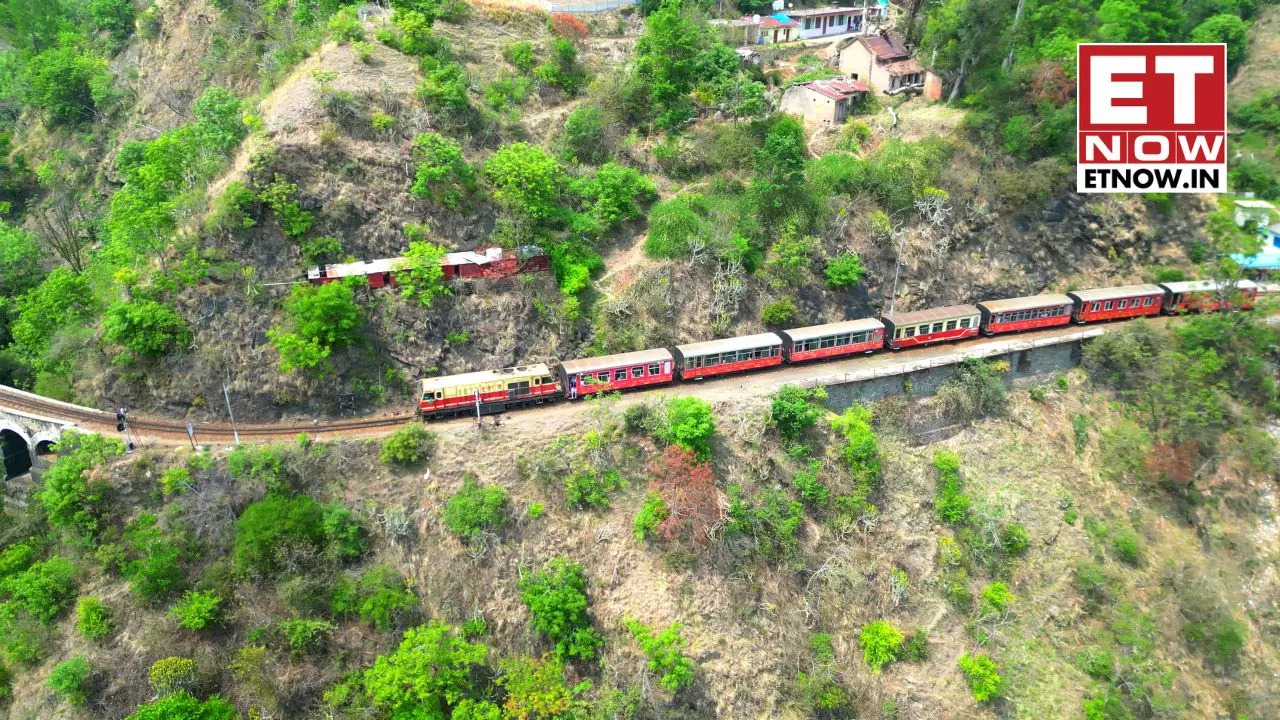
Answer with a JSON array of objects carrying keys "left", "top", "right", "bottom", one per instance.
[{"left": 1077, "top": 43, "right": 1227, "bottom": 193}]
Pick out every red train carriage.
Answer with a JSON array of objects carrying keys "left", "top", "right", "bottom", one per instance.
[
  {"left": 418, "top": 364, "right": 560, "bottom": 418},
  {"left": 308, "top": 246, "right": 549, "bottom": 286},
  {"left": 675, "top": 333, "right": 783, "bottom": 380},
  {"left": 977, "top": 294, "right": 1073, "bottom": 335},
  {"left": 1067, "top": 284, "right": 1164, "bottom": 323},
  {"left": 309, "top": 257, "right": 400, "bottom": 287},
  {"left": 558, "top": 349, "right": 675, "bottom": 399},
  {"left": 1159, "top": 280, "right": 1258, "bottom": 313},
  {"left": 883, "top": 305, "right": 981, "bottom": 349},
  {"left": 780, "top": 318, "right": 885, "bottom": 363}
]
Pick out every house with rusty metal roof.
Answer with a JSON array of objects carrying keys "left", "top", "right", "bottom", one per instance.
[
  {"left": 836, "top": 31, "right": 938, "bottom": 97},
  {"left": 780, "top": 77, "right": 869, "bottom": 127}
]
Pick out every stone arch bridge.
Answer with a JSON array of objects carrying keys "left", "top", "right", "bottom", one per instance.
[{"left": 0, "top": 406, "right": 74, "bottom": 479}]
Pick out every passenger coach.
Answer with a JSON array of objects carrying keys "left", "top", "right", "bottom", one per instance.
[
  {"left": 1067, "top": 284, "right": 1163, "bottom": 322},
  {"left": 558, "top": 349, "right": 674, "bottom": 399},
  {"left": 883, "top": 305, "right": 980, "bottom": 349},
  {"left": 1159, "top": 280, "right": 1257, "bottom": 313},
  {"left": 675, "top": 333, "right": 783, "bottom": 380},
  {"left": 780, "top": 318, "right": 885, "bottom": 363},
  {"left": 418, "top": 364, "right": 560, "bottom": 418},
  {"left": 977, "top": 294, "right": 1073, "bottom": 335}
]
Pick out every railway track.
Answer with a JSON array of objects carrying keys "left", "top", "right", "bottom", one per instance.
[{"left": 0, "top": 384, "right": 415, "bottom": 445}]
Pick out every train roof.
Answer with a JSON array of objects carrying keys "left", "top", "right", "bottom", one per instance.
[
  {"left": 780, "top": 317, "right": 884, "bottom": 342},
  {"left": 1160, "top": 279, "right": 1257, "bottom": 293},
  {"left": 308, "top": 257, "right": 402, "bottom": 281},
  {"left": 882, "top": 304, "right": 980, "bottom": 326},
  {"left": 419, "top": 363, "right": 554, "bottom": 392},
  {"left": 1257, "top": 282, "right": 1280, "bottom": 295},
  {"left": 559, "top": 348, "right": 673, "bottom": 375},
  {"left": 1067, "top": 284, "right": 1164, "bottom": 302},
  {"left": 675, "top": 332, "right": 783, "bottom": 357},
  {"left": 977, "top": 294, "right": 1074, "bottom": 313}
]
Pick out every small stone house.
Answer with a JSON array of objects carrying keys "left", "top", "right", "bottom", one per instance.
[
  {"left": 1234, "top": 198, "right": 1276, "bottom": 228},
  {"left": 837, "top": 32, "right": 936, "bottom": 96},
  {"left": 742, "top": 13, "right": 800, "bottom": 44},
  {"left": 780, "top": 77, "right": 869, "bottom": 128}
]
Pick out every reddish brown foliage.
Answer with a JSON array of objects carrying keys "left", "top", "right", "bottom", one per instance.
[
  {"left": 1146, "top": 438, "right": 1196, "bottom": 490},
  {"left": 551, "top": 13, "right": 589, "bottom": 40},
  {"left": 648, "top": 446, "right": 721, "bottom": 544},
  {"left": 1028, "top": 61, "right": 1075, "bottom": 106}
]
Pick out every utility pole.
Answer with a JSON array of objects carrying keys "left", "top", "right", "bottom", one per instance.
[{"left": 221, "top": 383, "right": 240, "bottom": 446}]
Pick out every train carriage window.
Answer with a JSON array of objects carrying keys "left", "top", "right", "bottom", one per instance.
[
  {"left": 614, "top": 369, "right": 627, "bottom": 381},
  {"left": 1117, "top": 299, "right": 1127, "bottom": 309},
  {"left": 820, "top": 336, "right": 836, "bottom": 349},
  {"left": 648, "top": 363, "right": 661, "bottom": 375},
  {"left": 946, "top": 320, "right": 957, "bottom": 331},
  {"left": 851, "top": 331, "right": 866, "bottom": 343},
  {"left": 706, "top": 353, "right": 720, "bottom": 366},
  {"left": 836, "top": 333, "right": 851, "bottom": 345},
  {"left": 959, "top": 318, "right": 971, "bottom": 329},
  {"left": 933, "top": 322, "right": 944, "bottom": 333},
  {"left": 631, "top": 366, "right": 644, "bottom": 379},
  {"left": 435, "top": 391, "right": 443, "bottom": 400},
  {"left": 904, "top": 327, "right": 916, "bottom": 338},
  {"left": 597, "top": 371, "right": 610, "bottom": 383},
  {"left": 895, "top": 328, "right": 903, "bottom": 339},
  {"left": 1103, "top": 300, "right": 1112, "bottom": 310},
  {"left": 1143, "top": 296, "right": 1153, "bottom": 306}
]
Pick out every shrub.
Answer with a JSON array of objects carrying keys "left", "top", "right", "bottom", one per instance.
[
  {"left": 633, "top": 492, "right": 669, "bottom": 541},
  {"left": 103, "top": 299, "right": 191, "bottom": 358},
  {"left": 979, "top": 582, "right": 1016, "bottom": 617},
  {"left": 655, "top": 396, "right": 715, "bottom": 459},
  {"left": 902, "top": 628, "right": 929, "bottom": 661},
  {"left": 645, "top": 446, "right": 718, "bottom": 545},
  {"left": 277, "top": 618, "right": 335, "bottom": 658},
  {"left": 937, "top": 359, "right": 1008, "bottom": 420},
  {"left": 380, "top": 424, "right": 438, "bottom": 465},
  {"left": 518, "top": 557, "right": 603, "bottom": 661},
  {"left": 792, "top": 462, "right": 830, "bottom": 507},
  {"left": 322, "top": 502, "right": 368, "bottom": 561},
  {"left": 957, "top": 653, "right": 1003, "bottom": 702},
  {"left": 442, "top": 476, "right": 508, "bottom": 542},
  {"left": 23, "top": 45, "right": 112, "bottom": 126},
  {"left": 495, "top": 655, "right": 573, "bottom": 718},
  {"left": 362, "top": 622, "right": 488, "bottom": 718},
  {"left": 328, "top": 6, "right": 364, "bottom": 42},
  {"left": 564, "top": 468, "right": 623, "bottom": 510},
  {"left": 770, "top": 385, "right": 827, "bottom": 442},
  {"left": 159, "top": 466, "right": 192, "bottom": 495},
  {"left": 624, "top": 620, "right": 695, "bottom": 692},
  {"left": 933, "top": 450, "right": 970, "bottom": 526},
  {"left": 76, "top": 597, "right": 111, "bottom": 640},
  {"left": 148, "top": 656, "right": 199, "bottom": 696},
  {"left": 1000, "top": 523, "right": 1029, "bottom": 555},
  {"left": 126, "top": 692, "right": 237, "bottom": 720},
  {"left": 1183, "top": 615, "right": 1246, "bottom": 667},
  {"left": 859, "top": 620, "right": 903, "bottom": 672},
  {"left": 172, "top": 591, "right": 223, "bottom": 630},
  {"left": 1110, "top": 528, "right": 1143, "bottom": 566},
  {"left": 3, "top": 556, "right": 77, "bottom": 623},
  {"left": 410, "top": 132, "right": 476, "bottom": 208},
  {"left": 724, "top": 487, "right": 804, "bottom": 561},
  {"left": 761, "top": 298, "right": 797, "bottom": 326},
  {"left": 504, "top": 41, "right": 536, "bottom": 72},
  {"left": 1073, "top": 562, "right": 1116, "bottom": 609},
  {"left": 36, "top": 431, "right": 124, "bottom": 536},
  {"left": 268, "top": 280, "right": 363, "bottom": 375},
  {"left": 334, "top": 565, "right": 419, "bottom": 631},
  {"left": 48, "top": 656, "right": 91, "bottom": 705},
  {"left": 561, "top": 105, "right": 605, "bottom": 164},
  {"left": 823, "top": 253, "right": 865, "bottom": 288},
  {"left": 233, "top": 495, "right": 324, "bottom": 576},
  {"left": 483, "top": 142, "right": 566, "bottom": 223},
  {"left": 123, "top": 515, "right": 187, "bottom": 604}
]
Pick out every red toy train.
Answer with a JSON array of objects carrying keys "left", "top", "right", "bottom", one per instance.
[
  {"left": 307, "top": 246, "right": 549, "bottom": 287},
  {"left": 416, "top": 279, "right": 1270, "bottom": 419}
]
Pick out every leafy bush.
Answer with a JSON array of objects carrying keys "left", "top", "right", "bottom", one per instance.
[
  {"left": 957, "top": 653, "right": 1004, "bottom": 702},
  {"left": 1073, "top": 562, "right": 1117, "bottom": 610},
  {"left": 277, "top": 618, "right": 335, "bottom": 658},
  {"left": 268, "top": 280, "right": 364, "bottom": 375},
  {"left": 791, "top": 462, "right": 830, "bottom": 507},
  {"left": 328, "top": 6, "right": 364, "bottom": 42},
  {"left": 48, "top": 656, "right": 91, "bottom": 705},
  {"left": 483, "top": 142, "right": 566, "bottom": 222},
  {"left": 398, "top": 238, "right": 451, "bottom": 308},
  {"left": 561, "top": 105, "right": 605, "bottom": 164},
  {"left": 1110, "top": 528, "right": 1143, "bottom": 566},
  {"left": 171, "top": 591, "right": 223, "bottom": 631},
  {"left": 535, "top": 38, "right": 587, "bottom": 93},
  {"left": 234, "top": 495, "right": 324, "bottom": 576},
  {"left": 654, "top": 396, "right": 715, "bottom": 459},
  {"left": 1001, "top": 523, "right": 1029, "bottom": 556},
  {"left": 148, "top": 656, "right": 199, "bottom": 695},
  {"left": 504, "top": 41, "right": 536, "bottom": 72},
  {"left": 126, "top": 691, "right": 237, "bottom": 720},
  {"left": 644, "top": 195, "right": 706, "bottom": 259},
  {"left": 322, "top": 502, "right": 369, "bottom": 561},
  {"left": 633, "top": 492, "right": 669, "bottom": 541},
  {"left": 334, "top": 565, "right": 419, "bottom": 631},
  {"left": 380, "top": 424, "right": 438, "bottom": 465},
  {"left": 979, "top": 582, "right": 1016, "bottom": 616},
  {"left": 859, "top": 620, "right": 903, "bottom": 672},
  {"left": 761, "top": 298, "right": 797, "bottom": 326},
  {"left": 102, "top": 299, "right": 191, "bottom": 358},
  {"left": 564, "top": 468, "right": 623, "bottom": 510},
  {"left": 23, "top": 44, "right": 112, "bottom": 126},
  {"left": 933, "top": 450, "right": 970, "bottom": 525},
  {"left": 823, "top": 253, "right": 865, "bottom": 288},
  {"left": 410, "top": 132, "right": 476, "bottom": 208},
  {"left": 159, "top": 467, "right": 192, "bottom": 495},
  {"left": 770, "top": 386, "right": 827, "bottom": 443},
  {"left": 2, "top": 556, "right": 77, "bottom": 624},
  {"left": 1183, "top": 614, "right": 1246, "bottom": 668},
  {"left": 36, "top": 431, "right": 124, "bottom": 536},
  {"left": 363, "top": 622, "right": 488, "bottom": 718},
  {"left": 937, "top": 359, "right": 1008, "bottom": 420},
  {"left": 573, "top": 162, "right": 656, "bottom": 230},
  {"left": 123, "top": 514, "right": 187, "bottom": 604},
  {"left": 442, "top": 476, "right": 508, "bottom": 542},
  {"left": 75, "top": 596, "right": 111, "bottom": 640},
  {"left": 258, "top": 176, "right": 314, "bottom": 237},
  {"left": 518, "top": 557, "right": 603, "bottom": 661},
  {"left": 903, "top": 628, "right": 930, "bottom": 661},
  {"left": 624, "top": 620, "right": 695, "bottom": 692},
  {"left": 644, "top": 446, "right": 718, "bottom": 545},
  {"left": 495, "top": 655, "right": 573, "bottom": 718},
  {"left": 724, "top": 487, "right": 804, "bottom": 561}
]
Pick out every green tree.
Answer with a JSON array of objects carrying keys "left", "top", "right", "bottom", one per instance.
[
  {"left": 442, "top": 476, "right": 508, "bottom": 542},
  {"left": 761, "top": 298, "right": 797, "bottom": 327},
  {"left": 574, "top": 162, "right": 657, "bottom": 230},
  {"left": 770, "top": 385, "right": 827, "bottom": 443},
  {"left": 958, "top": 653, "right": 1004, "bottom": 702},
  {"left": 380, "top": 424, "right": 437, "bottom": 465},
  {"left": 363, "top": 621, "right": 488, "bottom": 717},
  {"left": 23, "top": 43, "right": 112, "bottom": 126},
  {"left": 3, "top": 556, "right": 77, "bottom": 623},
  {"left": 1097, "top": 0, "right": 1185, "bottom": 42},
  {"left": 823, "top": 253, "right": 865, "bottom": 288},
  {"left": 410, "top": 132, "right": 475, "bottom": 208},
  {"left": 36, "top": 431, "right": 124, "bottom": 536},
  {"left": 268, "top": 281, "right": 364, "bottom": 374},
  {"left": 125, "top": 691, "right": 237, "bottom": 720},
  {"left": 628, "top": 0, "right": 707, "bottom": 128},
  {"left": 920, "top": 0, "right": 1015, "bottom": 101},
  {"left": 483, "top": 142, "right": 566, "bottom": 223},
  {"left": 10, "top": 268, "right": 95, "bottom": 368},
  {"left": 419, "top": 61, "right": 471, "bottom": 123},
  {"left": 518, "top": 557, "right": 603, "bottom": 661},
  {"left": 750, "top": 117, "right": 813, "bottom": 223},
  {"left": 655, "top": 396, "right": 715, "bottom": 459},
  {"left": 234, "top": 495, "right": 325, "bottom": 576},
  {"left": 535, "top": 38, "right": 587, "bottom": 93},
  {"left": 495, "top": 655, "right": 575, "bottom": 718},
  {"left": 623, "top": 620, "right": 695, "bottom": 692},
  {"left": 397, "top": 239, "right": 451, "bottom": 307},
  {"left": 1190, "top": 15, "right": 1250, "bottom": 69},
  {"left": 171, "top": 591, "right": 223, "bottom": 630},
  {"left": 90, "top": 0, "right": 135, "bottom": 47},
  {"left": 560, "top": 106, "right": 605, "bottom": 164},
  {"left": 103, "top": 299, "right": 191, "bottom": 358}
]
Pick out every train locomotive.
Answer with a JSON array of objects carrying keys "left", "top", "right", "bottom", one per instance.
[{"left": 416, "top": 279, "right": 1269, "bottom": 419}]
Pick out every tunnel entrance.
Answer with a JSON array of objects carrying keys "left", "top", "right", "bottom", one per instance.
[{"left": 1, "top": 429, "right": 32, "bottom": 479}]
